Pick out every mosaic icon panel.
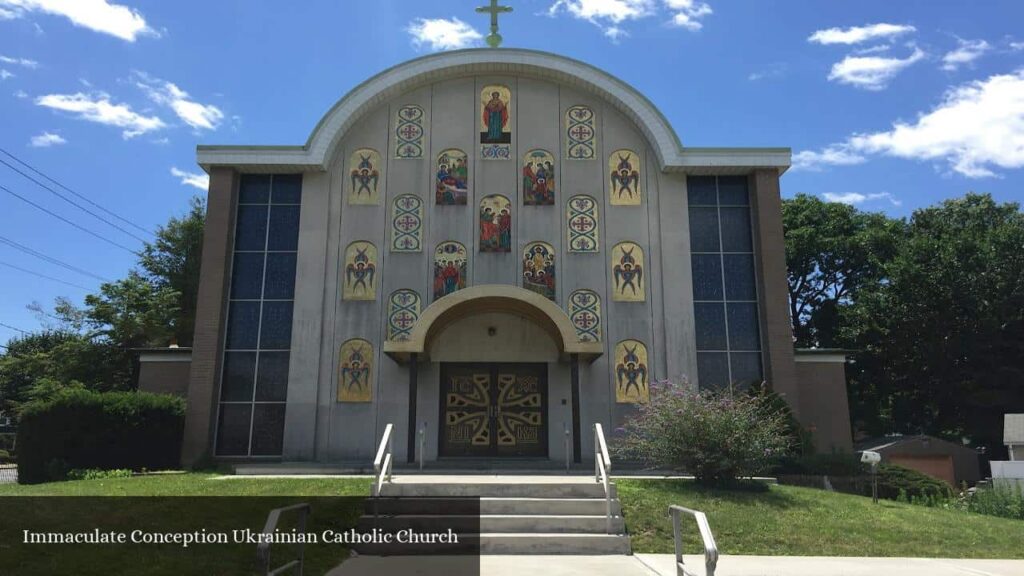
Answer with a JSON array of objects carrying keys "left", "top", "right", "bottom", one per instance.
[
  {"left": 390, "top": 194, "right": 423, "bottom": 252},
  {"left": 342, "top": 241, "right": 377, "bottom": 301},
  {"left": 612, "top": 241, "right": 644, "bottom": 302},
  {"left": 394, "top": 105, "right": 425, "bottom": 159},
  {"left": 338, "top": 338, "right": 373, "bottom": 403},
  {"left": 614, "top": 339, "right": 649, "bottom": 404},
  {"left": 434, "top": 241, "right": 468, "bottom": 301},
  {"left": 479, "top": 194, "right": 512, "bottom": 253},
  {"left": 522, "top": 149, "right": 555, "bottom": 205},
  {"left": 565, "top": 105, "right": 596, "bottom": 160},
  {"left": 436, "top": 148, "right": 469, "bottom": 205},
  {"left": 387, "top": 289, "right": 421, "bottom": 342},
  {"left": 522, "top": 241, "right": 556, "bottom": 301},
  {"left": 567, "top": 195, "right": 599, "bottom": 253},
  {"left": 609, "top": 149, "right": 642, "bottom": 206},
  {"left": 480, "top": 85, "right": 512, "bottom": 160},
  {"left": 568, "top": 289, "right": 602, "bottom": 342},
  {"left": 348, "top": 148, "right": 381, "bottom": 205}
]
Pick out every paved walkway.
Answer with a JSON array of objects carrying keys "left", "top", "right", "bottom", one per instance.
[{"left": 329, "top": 555, "right": 1024, "bottom": 576}]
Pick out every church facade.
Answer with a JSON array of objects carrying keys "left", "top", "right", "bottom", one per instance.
[{"left": 177, "top": 49, "right": 853, "bottom": 467}]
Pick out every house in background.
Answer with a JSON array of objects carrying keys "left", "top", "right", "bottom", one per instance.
[
  {"left": 991, "top": 414, "right": 1024, "bottom": 494},
  {"left": 1005, "top": 414, "right": 1024, "bottom": 461},
  {"left": 857, "top": 434, "right": 980, "bottom": 487}
]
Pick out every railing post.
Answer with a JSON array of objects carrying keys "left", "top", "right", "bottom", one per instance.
[
  {"left": 593, "top": 424, "right": 599, "bottom": 482},
  {"left": 418, "top": 422, "right": 426, "bottom": 471}
]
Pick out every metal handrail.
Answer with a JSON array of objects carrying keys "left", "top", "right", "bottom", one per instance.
[
  {"left": 563, "top": 422, "right": 571, "bottom": 473},
  {"left": 373, "top": 423, "right": 394, "bottom": 497},
  {"left": 669, "top": 505, "right": 719, "bottom": 576},
  {"left": 418, "top": 421, "right": 426, "bottom": 471},
  {"left": 593, "top": 423, "right": 613, "bottom": 534},
  {"left": 257, "top": 503, "right": 310, "bottom": 576}
]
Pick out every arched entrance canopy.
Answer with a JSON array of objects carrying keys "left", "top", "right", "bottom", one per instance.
[{"left": 383, "top": 285, "right": 602, "bottom": 363}]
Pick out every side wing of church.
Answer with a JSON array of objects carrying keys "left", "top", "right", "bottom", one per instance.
[{"left": 174, "top": 49, "right": 853, "bottom": 467}]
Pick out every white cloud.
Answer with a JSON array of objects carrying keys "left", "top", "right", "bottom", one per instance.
[
  {"left": 941, "top": 38, "right": 991, "bottom": 72},
  {"left": 0, "top": 69, "right": 12, "bottom": 81},
  {"left": 822, "top": 192, "right": 901, "bottom": 206},
  {"left": 663, "top": 0, "right": 712, "bottom": 31},
  {"left": 0, "top": 0, "right": 157, "bottom": 41},
  {"left": 1012, "top": 41, "right": 1024, "bottom": 51},
  {"left": 406, "top": 17, "right": 482, "bottom": 51},
  {"left": 792, "top": 146, "right": 867, "bottom": 171},
  {"left": 827, "top": 47, "right": 925, "bottom": 90},
  {"left": 808, "top": 23, "right": 916, "bottom": 45},
  {"left": 794, "top": 70, "right": 1024, "bottom": 178},
  {"left": 35, "top": 92, "right": 166, "bottom": 138},
  {"left": 29, "top": 131, "right": 66, "bottom": 147},
  {"left": 748, "top": 62, "right": 787, "bottom": 82},
  {"left": 170, "top": 167, "right": 209, "bottom": 190},
  {"left": 0, "top": 54, "right": 38, "bottom": 68},
  {"left": 855, "top": 44, "right": 891, "bottom": 55},
  {"left": 546, "top": 0, "right": 710, "bottom": 39},
  {"left": 13, "top": 89, "right": 27, "bottom": 98},
  {"left": 132, "top": 71, "right": 224, "bottom": 131}
]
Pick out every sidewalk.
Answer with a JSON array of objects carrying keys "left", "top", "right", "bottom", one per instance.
[{"left": 329, "top": 555, "right": 1024, "bottom": 576}]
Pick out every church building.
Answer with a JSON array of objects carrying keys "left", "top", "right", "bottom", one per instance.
[{"left": 171, "top": 48, "right": 853, "bottom": 467}]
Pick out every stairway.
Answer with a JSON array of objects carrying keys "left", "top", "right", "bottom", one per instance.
[{"left": 362, "top": 476, "right": 632, "bottom": 555}]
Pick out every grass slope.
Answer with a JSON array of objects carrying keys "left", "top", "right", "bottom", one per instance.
[
  {"left": 3, "top": 475, "right": 1022, "bottom": 560},
  {"left": 616, "top": 479, "right": 1024, "bottom": 558}
]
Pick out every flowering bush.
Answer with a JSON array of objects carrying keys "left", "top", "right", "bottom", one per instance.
[{"left": 613, "top": 380, "right": 792, "bottom": 487}]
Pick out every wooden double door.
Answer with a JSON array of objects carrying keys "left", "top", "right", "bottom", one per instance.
[{"left": 439, "top": 363, "right": 548, "bottom": 458}]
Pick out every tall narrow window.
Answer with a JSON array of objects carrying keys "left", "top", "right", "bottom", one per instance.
[
  {"left": 687, "top": 175, "right": 762, "bottom": 391},
  {"left": 216, "top": 174, "right": 302, "bottom": 457}
]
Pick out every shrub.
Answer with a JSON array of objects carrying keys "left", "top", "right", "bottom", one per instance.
[
  {"left": 16, "top": 388, "right": 185, "bottom": 484},
  {"left": 960, "top": 484, "right": 1024, "bottom": 520},
  {"left": 874, "top": 463, "right": 953, "bottom": 501},
  {"left": 66, "top": 468, "right": 134, "bottom": 481},
  {"left": 613, "top": 380, "right": 792, "bottom": 487},
  {"left": 0, "top": 449, "right": 11, "bottom": 463}
]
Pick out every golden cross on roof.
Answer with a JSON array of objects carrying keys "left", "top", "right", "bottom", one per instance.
[{"left": 476, "top": 0, "right": 513, "bottom": 48}]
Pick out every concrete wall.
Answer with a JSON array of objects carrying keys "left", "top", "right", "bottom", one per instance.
[
  {"left": 794, "top": 357, "right": 853, "bottom": 453},
  {"left": 137, "top": 352, "right": 192, "bottom": 398}
]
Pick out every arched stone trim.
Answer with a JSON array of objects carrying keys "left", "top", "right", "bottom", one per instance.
[
  {"left": 383, "top": 284, "right": 602, "bottom": 363},
  {"left": 198, "top": 49, "right": 696, "bottom": 172}
]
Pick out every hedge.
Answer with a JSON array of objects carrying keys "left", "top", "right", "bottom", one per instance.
[{"left": 16, "top": 389, "right": 185, "bottom": 484}]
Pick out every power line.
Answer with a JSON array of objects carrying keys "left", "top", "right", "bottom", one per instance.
[
  {"left": 0, "top": 156, "right": 152, "bottom": 243},
  {"left": 0, "top": 235, "right": 112, "bottom": 283},
  {"left": 0, "top": 321, "right": 29, "bottom": 335},
  {"left": 0, "top": 147, "right": 156, "bottom": 238},
  {"left": 0, "top": 183, "right": 139, "bottom": 255},
  {"left": 0, "top": 260, "right": 94, "bottom": 291}
]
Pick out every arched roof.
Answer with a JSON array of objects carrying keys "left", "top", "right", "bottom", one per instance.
[
  {"left": 197, "top": 49, "right": 790, "bottom": 174},
  {"left": 383, "top": 285, "right": 602, "bottom": 363}
]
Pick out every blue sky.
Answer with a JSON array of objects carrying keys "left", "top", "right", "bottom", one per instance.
[{"left": 1, "top": 0, "right": 1023, "bottom": 340}]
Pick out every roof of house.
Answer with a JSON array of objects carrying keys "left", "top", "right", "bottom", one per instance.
[
  {"left": 855, "top": 434, "right": 973, "bottom": 454},
  {"left": 1006, "top": 414, "right": 1024, "bottom": 444}
]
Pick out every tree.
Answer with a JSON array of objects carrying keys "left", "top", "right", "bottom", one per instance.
[
  {"left": 782, "top": 194, "right": 901, "bottom": 347},
  {"left": 140, "top": 196, "right": 205, "bottom": 346},
  {"left": 844, "top": 194, "right": 1024, "bottom": 455},
  {"left": 0, "top": 331, "right": 127, "bottom": 415}
]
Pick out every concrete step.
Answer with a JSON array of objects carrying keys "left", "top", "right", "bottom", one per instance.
[
  {"left": 379, "top": 481, "right": 616, "bottom": 498},
  {"left": 481, "top": 497, "right": 622, "bottom": 516},
  {"left": 363, "top": 514, "right": 625, "bottom": 534},
  {"left": 479, "top": 533, "right": 633, "bottom": 555}
]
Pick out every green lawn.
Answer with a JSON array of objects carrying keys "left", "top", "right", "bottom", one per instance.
[
  {"left": 2, "top": 474, "right": 1022, "bottom": 563},
  {"left": 616, "top": 479, "right": 1024, "bottom": 558}
]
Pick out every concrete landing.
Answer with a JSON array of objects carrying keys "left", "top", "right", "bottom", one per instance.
[{"left": 329, "top": 555, "right": 1024, "bottom": 576}]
